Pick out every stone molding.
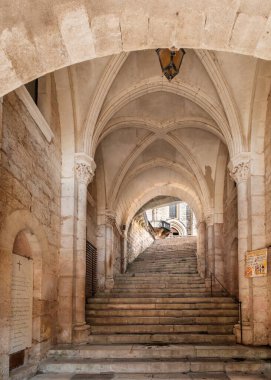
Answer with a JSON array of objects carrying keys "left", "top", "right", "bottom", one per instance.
[
  {"left": 15, "top": 86, "right": 54, "bottom": 143},
  {"left": 74, "top": 153, "right": 96, "bottom": 185}
]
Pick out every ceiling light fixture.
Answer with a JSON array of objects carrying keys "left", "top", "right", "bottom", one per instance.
[{"left": 156, "top": 47, "right": 185, "bottom": 81}]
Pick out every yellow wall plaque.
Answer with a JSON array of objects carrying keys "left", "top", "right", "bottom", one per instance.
[{"left": 245, "top": 248, "right": 267, "bottom": 278}]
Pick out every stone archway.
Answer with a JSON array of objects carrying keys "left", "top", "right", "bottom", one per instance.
[
  {"left": 0, "top": 210, "right": 50, "bottom": 379},
  {"left": 0, "top": 1, "right": 270, "bottom": 97}
]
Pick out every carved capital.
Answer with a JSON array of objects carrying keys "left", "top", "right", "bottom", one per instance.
[
  {"left": 206, "top": 215, "right": 214, "bottom": 227},
  {"left": 105, "top": 209, "right": 116, "bottom": 227},
  {"left": 228, "top": 153, "right": 251, "bottom": 184},
  {"left": 229, "top": 161, "right": 250, "bottom": 184},
  {"left": 75, "top": 153, "right": 96, "bottom": 185}
]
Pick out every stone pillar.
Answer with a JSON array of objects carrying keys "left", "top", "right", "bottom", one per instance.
[
  {"left": 186, "top": 205, "right": 192, "bottom": 235},
  {"left": 104, "top": 210, "right": 116, "bottom": 291},
  {"left": 229, "top": 156, "right": 253, "bottom": 344},
  {"left": 206, "top": 216, "right": 214, "bottom": 275},
  {"left": 214, "top": 223, "right": 224, "bottom": 284},
  {"left": 0, "top": 96, "right": 3, "bottom": 153},
  {"left": 120, "top": 230, "right": 128, "bottom": 274},
  {"left": 96, "top": 209, "right": 116, "bottom": 291},
  {"left": 73, "top": 153, "right": 96, "bottom": 344},
  {"left": 197, "top": 221, "right": 206, "bottom": 278}
]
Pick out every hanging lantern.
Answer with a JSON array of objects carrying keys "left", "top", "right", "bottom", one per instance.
[{"left": 156, "top": 47, "right": 185, "bottom": 81}]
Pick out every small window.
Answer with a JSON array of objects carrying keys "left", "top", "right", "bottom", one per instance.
[{"left": 169, "top": 204, "right": 177, "bottom": 219}]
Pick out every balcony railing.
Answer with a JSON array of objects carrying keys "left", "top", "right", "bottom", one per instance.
[{"left": 150, "top": 220, "right": 171, "bottom": 231}]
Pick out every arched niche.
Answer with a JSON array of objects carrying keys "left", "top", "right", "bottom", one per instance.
[
  {"left": 0, "top": 210, "right": 50, "bottom": 379},
  {"left": 9, "top": 229, "right": 42, "bottom": 372}
]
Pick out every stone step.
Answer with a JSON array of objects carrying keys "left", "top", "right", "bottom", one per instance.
[
  {"left": 132, "top": 258, "right": 196, "bottom": 261},
  {"left": 114, "top": 281, "right": 205, "bottom": 289},
  {"left": 88, "top": 333, "right": 236, "bottom": 345},
  {"left": 129, "top": 262, "right": 197, "bottom": 264},
  {"left": 86, "top": 309, "right": 239, "bottom": 317},
  {"left": 115, "top": 277, "right": 204, "bottom": 282},
  {"left": 129, "top": 263, "right": 197, "bottom": 267},
  {"left": 114, "top": 282, "right": 205, "bottom": 288},
  {"left": 30, "top": 373, "right": 270, "bottom": 380},
  {"left": 47, "top": 344, "right": 271, "bottom": 361},
  {"left": 97, "top": 292, "right": 225, "bottom": 298},
  {"left": 126, "top": 272, "right": 198, "bottom": 275},
  {"left": 127, "top": 262, "right": 197, "bottom": 268},
  {"left": 115, "top": 278, "right": 204, "bottom": 283},
  {"left": 117, "top": 274, "right": 201, "bottom": 278},
  {"left": 39, "top": 357, "right": 270, "bottom": 375},
  {"left": 111, "top": 288, "right": 207, "bottom": 293},
  {"left": 130, "top": 262, "right": 197, "bottom": 265},
  {"left": 89, "top": 324, "right": 234, "bottom": 334},
  {"left": 86, "top": 302, "right": 238, "bottom": 310},
  {"left": 89, "top": 297, "right": 235, "bottom": 304},
  {"left": 88, "top": 316, "right": 238, "bottom": 325}
]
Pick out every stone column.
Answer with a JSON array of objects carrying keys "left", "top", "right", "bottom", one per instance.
[
  {"left": 229, "top": 156, "right": 253, "bottom": 344},
  {"left": 120, "top": 229, "right": 128, "bottom": 274},
  {"left": 104, "top": 210, "right": 116, "bottom": 291},
  {"left": 73, "top": 153, "right": 96, "bottom": 343},
  {"left": 196, "top": 221, "right": 206, "bottom": 278},
  {"left": 186, "top": 205, "right": 192, "bottom": 235},
  {"left": 206, "top": 216, "right": 214, "bottom": 275},
  {"left": 0, "top": 97, "right": 3, "bottom": 153},
  {"left": 213, "top": 223, "right": 224, "bottom": 284}
]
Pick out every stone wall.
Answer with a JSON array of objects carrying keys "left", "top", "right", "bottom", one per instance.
[
  {"left": 0, "top": 82, "right": 61, "bottom": 377},
  {"left": 127, "top": 214, "right": 154, "bottom": 264},
  {"left": 223, "top": 171, "right": 238, "bottom": 296},
  {"left": 265, "top": 92, "right": 271, "bottom": 246},
  {"left": 264, "top": 89, "right": 271, "bottom": 345}
]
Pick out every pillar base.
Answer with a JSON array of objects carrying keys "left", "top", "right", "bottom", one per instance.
[
  {"left": 73, "top": 323, "right": 90, "bottom": 344},
  {"left": 234, "top": 322, "right": 253, "bottom": 345}
]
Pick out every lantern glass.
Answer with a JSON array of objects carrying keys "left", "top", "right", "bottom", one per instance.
[{"left": 156, "top": 48, "right": 185, "bottom": 81}]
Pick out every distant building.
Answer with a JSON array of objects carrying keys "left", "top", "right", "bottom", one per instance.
[{"left": 146, "top": 202, "right": 197, "bottom": 236}]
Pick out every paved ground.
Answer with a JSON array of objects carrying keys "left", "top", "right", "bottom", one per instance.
[{"left": 31, "top": 373, "right": 269, "bottom": 380}]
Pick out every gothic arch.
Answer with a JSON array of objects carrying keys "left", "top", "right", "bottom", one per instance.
[
  {"left": 90, "top": 77, "right": 233, "bottom": 155},
  {"left": 122, "top": 184, "right": 203, "bottom": 230},
  {"left": 0, "top": 1, "right": 270, "bottom": 97},
  {"left": 97, "top": 117, "right": 225, "bottom": 146},
  {"left": 169, "top": 219, "right": 187, "bottom": 236},
  {"left": 106, "top": 131, "right": 212, "bottom": 216}
]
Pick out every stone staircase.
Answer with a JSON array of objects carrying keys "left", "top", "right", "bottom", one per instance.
[
  {"left": 87, "top": 238, "right": 238, "bottom": 345},
  {"left": 35, "top": 238, "right": 271, "bottom": 379}
]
